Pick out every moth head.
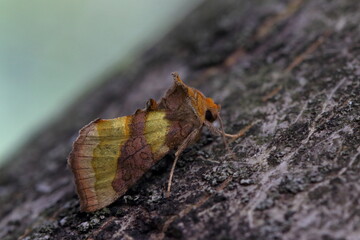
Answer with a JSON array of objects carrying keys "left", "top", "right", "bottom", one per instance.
[
  {"left": 205, "top": 97, "right": 221, "bottom": 122},
  {"left": 170, "top": 72, "right": 221, "bottom": 122}
]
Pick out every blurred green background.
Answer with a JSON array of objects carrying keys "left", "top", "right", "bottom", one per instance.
[{"left": 0, "top": 0, "right": 202, "bottom": 165}]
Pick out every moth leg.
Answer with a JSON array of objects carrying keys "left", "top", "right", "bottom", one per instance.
[
  {"left": 223, "top": 120, "right": 259, "bottom": 142},
  {"left": 204, "top": 120, "right": 229, "bottom": 150},
  {"left": 204, "top": 120, "right": 223, "bottom": 135},
  {"left": 204, "top": 119, "right": 257, "bottom": 159},
  {"left": 166, "top": 128, "right": 200, "bottom": 197}
]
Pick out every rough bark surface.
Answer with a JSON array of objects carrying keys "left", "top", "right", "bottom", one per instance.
[{"left": 1, "top": 0, "right": 359, "bottom": 239}]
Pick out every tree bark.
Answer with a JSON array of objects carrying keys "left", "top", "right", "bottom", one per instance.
[{"left": 1, "top": 0, "right": 360, "bottom": 239}]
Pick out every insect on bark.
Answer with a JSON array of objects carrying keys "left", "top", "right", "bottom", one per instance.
[{"left": 68, "top": 73, "right": 240, "bottom": 212}]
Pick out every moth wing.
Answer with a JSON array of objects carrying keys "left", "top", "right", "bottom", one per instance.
[
  {"left": 68, "top": 110, "right": 175, "bottom": 212},
  {"left": 68, "top": 116, "right": 133, "bottom": 212}
]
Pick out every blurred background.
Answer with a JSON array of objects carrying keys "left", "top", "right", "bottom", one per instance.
[{"left": 0, "top": 0, "right": 203, "bottom": 165}]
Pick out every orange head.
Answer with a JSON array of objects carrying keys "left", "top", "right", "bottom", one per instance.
[{"left": 171, "top": 72, "right": 221, "bottom": 123}]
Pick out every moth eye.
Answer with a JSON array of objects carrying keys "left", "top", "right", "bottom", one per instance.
[{"left": 205, "top": 110, "right": 216, "bottom": 122}]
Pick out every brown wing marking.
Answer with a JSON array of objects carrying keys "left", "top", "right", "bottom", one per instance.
[{"left": 111, "top": 110, "right": 171, "bottom": 193}]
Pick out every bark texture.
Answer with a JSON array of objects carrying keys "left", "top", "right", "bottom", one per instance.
[{"left": 1, "top": 0, "right": 360, "bottom": 239}]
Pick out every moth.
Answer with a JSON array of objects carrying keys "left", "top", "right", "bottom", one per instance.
[{"left": 68, "top": 73, "right": 239, "bottom": 212}]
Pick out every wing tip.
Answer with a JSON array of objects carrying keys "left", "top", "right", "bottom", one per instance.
[{"left": 79, "top": 190, "right": 120, "bottom": 212}]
